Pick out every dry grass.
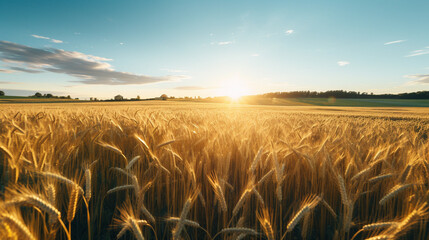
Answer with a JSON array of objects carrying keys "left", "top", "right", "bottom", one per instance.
[{"left": 0, "top": 102, "right": 428, "bottom": 239}]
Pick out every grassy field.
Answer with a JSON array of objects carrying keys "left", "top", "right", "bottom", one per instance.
[
  {"left": 2, "top": 95, "right": 429, "bottom": 107},
  {"left": 0, "top": 96, "right": 79, "bottom": 104},
  {"left": 235, "top": 97, "right": 429, "bottom": 107},
  {"left": 0, "top": 101, "right": 428, "bottom": 240}
]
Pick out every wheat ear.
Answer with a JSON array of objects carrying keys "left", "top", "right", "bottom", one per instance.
[
  {"left": 85, "top": 169, "right": 92, "bottom": 201},
  {"left": 167, "top": 217, "right": 200, "bottom": 228},
  {"left": 1, "top": 214, "right": 36, "bottom": 240},
  {"left": 129, "top": 218, "right": 145, "bottom": 240},
  {"left": 67, "top": 185, "right": 79, "bottom": 223},
  {"left": 379, "top": 184, "right": 413, "bottom": 205},
  {"left": 363, "top": 222, "right": 397, "bottom": 231}
]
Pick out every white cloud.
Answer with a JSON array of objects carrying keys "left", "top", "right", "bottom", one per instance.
[
  {"left": 384, "top": 40, "right": 406, "bottom": 45},
  {"left": 337, "top": 61, "right": 350, "bottom": 66},
  {"left": 31, "top": 34, "right": 50, "bottom": 40},
  {"left": 174, "top": 86, "right": 207, "bottom": 90},
  {"left": 251, "top": 53, "right": 259, "bottom": 57},
  {"left": 218, "top": 41, "right": 233, "bottom": 45},
  {"left": 285, "top": 29, "right": 294, "bottom": 35},
  {"left": 161, "top": 68, "right": 188, "bottom": 73},
  {"left": 404, "top": 74, "right": 429, "bottom": 84},
  {"left": 406, "top": 48, "right": 429, "bottom": 57},
  {"left": 0, "top": 41, "right": 189, "bottom": 85},
  {"left": 0, "top": 69, "right": 15, "bottom": 73},
  {"left": 0, "top": 80, "right": 19, "bottom": 84},
  {"left": 119, "top": 42, "right": 124, "bottom": 45},
  {"left": 51, "top": 39, "right": 63, "bottom": 43},
  {"left": 31, "top": 34, "right": 63, "bottom": 44}
]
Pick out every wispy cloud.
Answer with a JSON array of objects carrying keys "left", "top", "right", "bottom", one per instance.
[
  {"left": 0, "top": 69, "right": 15, "bottom": 73},
  {"left": 217, "top": 41, "right": 233, "bottom": 45},
  {"left": 9, "top": 66, "right": 43, "bottom": 73},
  {"left": 404, "top": 74, "right": 429, "bottom": 84},
  {"left": 31, "top": 34, "right": 63, "bottom": 44},
  {"left": 285, "top": 29, "right": 294, "bottom": 35},
  {"left": 51, "top": 39, "right": 63, "bottom": 43},
  {"left": 337, "top": 61, "right": 350, "bottom": 66},
  {"left": 174, "top": 86, "right": 207, "bottom": 90},
  {"left": 0, "top": 89, "right": 64, "bottom": 96},
  {"left": 0, "top": 81, "right": 19, "bottom": 84},
  {"left": 161, "top": 68, "right": 188, "bottom": 73},
  {"left": 406, "top": 48, "right": 429, "bottom": 57},
  {"left": 384, "top": 40, "right": 406, "bottom": 45},
  {"left": 0, "top": 41, "right": 189, "bottom": 85},
  {"left": 251, "top": 53, "right": 259, "bottom": 57},
  {"left": 119, "top": 42, "right": 124, "bottom": 45},
  {"left": 32, "top": 34, "right": 50, "bottom": 39}
]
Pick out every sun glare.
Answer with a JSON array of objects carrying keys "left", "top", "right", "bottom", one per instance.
[{"left": 221, "top": 79, "right": 248, "bottom": 100}]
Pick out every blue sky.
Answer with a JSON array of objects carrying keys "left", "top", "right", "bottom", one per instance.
[{"left": 0, "top": 0, "right": 428, "bottom": 99}]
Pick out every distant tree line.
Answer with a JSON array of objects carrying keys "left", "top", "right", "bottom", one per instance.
[
  {"left": 260, "top": 90, "right": 429, "bottom": 99},
  {"left": 33, "top": 92, "right": 74, "bottom": 99}
]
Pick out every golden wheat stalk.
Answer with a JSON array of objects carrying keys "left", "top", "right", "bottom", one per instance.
[
  {"left": 351, "top": 167, "right": 372, "bottom": 181},
  {"left": 365, "top": 235, "right": 393, "bottom": 240},
  {"left": 172, "top": 189, "right": 199, "bottom": 240},
  {"left": 107, "top": 185, "right": 135, "bottom": 194},
  {"left": 156, "top": 140, "right": 175, "bottom": 149},
  {"left": 85, "top": 169, "right": 92, "bottom": 201},
  {"left": 257, "top": 169, "right": 275, "bottom": 185},
  {"left": 129, "top": 218, "right": 145, "bottom": 240},
  {"left": 22, "top": 194, "right": 61, "bottom": 225},
  {"left": 233, "top": 188, "right": 252, "bottom": 216},
  {"left": 1, "top": 214, "right": 36, "bottom": 240},
  {"left": 379, "top": 184, "right": 413, "bottom": 205},
  {"left": 336, "top": 174, "right": 348, "bottom": 205},
  {"left": 111, "top": 167, "right": 133, "bottom": 178},
  {"left": 219, "top": 227, "right": 258, "bottom": 235},
  {"left": 141, "top": 204, "right": 155, "bottom": 223},
  {"left": 67, "top": 185, "right": 80, "bottom": 223},
  {"left": 287, "top": 205, "right": 310, "bottom": 232},
  {"left": 46, "top": 184, "right": 56, "bottom": 205},
  {"left": 250, "top": 147, "right": 263, "bottom": 172},
  {"left": 117, "top": 225, "right": 129, "bottom": 239},
  {"left": 363, "top": 222, "right": 397, "bottom": 231},
  {"left": 39, "top": 172, "right": 84, "bottom": 194},
  {"left": 368, "top": 174, "right": 393, "bottom": 183},
  {"left": 287, "top": 195, "right": 321, "bottom": 232},
  {"left": 167, "top": 217, "right": 200, "bottom": 228},
  {"left": 97, "top": 142, "right": 127, "bottom": 161},
  {"left": 207, "top": 173, "right": 227, "bottom": 212},
  {"left": 257, "top": 208, "right": 275, "bottom": 240},
  {"left": 126, "top": 156, "right": 141, "bottom": 170}
]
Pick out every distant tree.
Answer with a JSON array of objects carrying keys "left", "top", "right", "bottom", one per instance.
[
  {"left": 114, "top": 95, "right": 124, "bottom": 101},
  {"left": 90, "top": 97, "right": 94, "bottom": 101},
  {"left": 137, "top": 95, "right": 140, "bottom": 100},
  {"left": 34, "top": 92, "right": 42, "bottom": 97},
  {"left": 160, "top": 94, "right": 168, "bottom": 100},
  {"left": 67, "top": 95, "right": 71, "bottom": 99},
  {"left": 0, "top": 90, "right": 4, "bottom": 96},
  {"left": 46, "top": 93, "right": 53, "bottom": 98}
]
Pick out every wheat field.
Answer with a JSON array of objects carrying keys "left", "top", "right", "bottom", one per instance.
[{"left": 0, "top": 102, "right": 428, "bottom": 240}]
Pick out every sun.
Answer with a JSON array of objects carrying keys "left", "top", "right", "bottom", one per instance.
[{"left": 221, "top": 79, "right": 248, "bottom": 100}]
